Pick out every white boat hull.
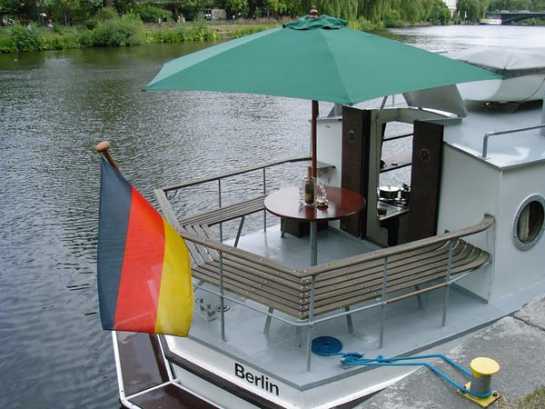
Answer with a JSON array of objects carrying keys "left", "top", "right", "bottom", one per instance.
[{"left": 165, "top": 335, "right": 414, "bottom": 409}]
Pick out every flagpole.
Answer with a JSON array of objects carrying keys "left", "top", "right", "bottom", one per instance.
[{"left": 96, "top": 141, "right": 118, "bottom": 169}]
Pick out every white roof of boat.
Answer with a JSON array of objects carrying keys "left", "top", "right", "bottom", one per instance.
[
  {"left": 444, "top": 104, "right": 545, "bottom": 169},
  {"left": 452, "top": 47, "right": 545, "bottom": 72}
]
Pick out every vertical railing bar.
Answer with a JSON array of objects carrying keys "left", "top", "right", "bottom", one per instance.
[
  {"left": 345, "top": 306, "right": 354, "bottom": 334},
  {"left": 234, "top": 216, "right": 245, "bottom": 248},
  {"left": 442, "top": 240, "right": 454, "bottom": 327},
  {"left": 306, "top": 276, "right": 316, "bottom": 372},
  {"left": 486, "top": 214, "right": 495, "bottom": 302},
  {"left": 218, "top": 179, "right": 223, "bottom": 242},
  {"left": 380, "top": 256, "right": 388, "bottom": 349},
  {"left": 264, "top": 306, "right": 274, "bottom": 335},
  {"left": 262, "top": 167, "right": 267, "bottom": 232},
  {"left": 219, "top": 249, "right": 226, "bottom": 341}
]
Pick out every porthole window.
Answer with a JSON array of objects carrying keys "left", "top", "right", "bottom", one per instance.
[{"left": 513, "top": 195, "right": 545, "bottom": 251}]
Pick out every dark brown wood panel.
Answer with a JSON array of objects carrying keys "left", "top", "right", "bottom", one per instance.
[
  {"left": 341, "top": 107, "right": 371, "bottom": 237},
  {"left": 407, "top": 121, "right": 444, "bottom": 241},
  {"left": 129, "top": 384, "right": 217, "bottom": 409}
]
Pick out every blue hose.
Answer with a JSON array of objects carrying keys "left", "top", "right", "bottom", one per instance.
[
  {"left": 311, "top": 336, "right": 344, "bottom": 356},
  {"left": 311, "top": 337, "right": 492, "bottom": 399}
]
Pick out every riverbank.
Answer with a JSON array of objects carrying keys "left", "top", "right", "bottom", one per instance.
[
  {"left": 0, "top": 19, "right": 278, "bottom": 54},
  {"left": 0, "top": 17, "right": 403, "bottom": 54}
]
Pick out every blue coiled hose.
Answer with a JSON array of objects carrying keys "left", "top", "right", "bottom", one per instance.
[{"left": 312, "top": 337, "right": 493, "bottom": 399}]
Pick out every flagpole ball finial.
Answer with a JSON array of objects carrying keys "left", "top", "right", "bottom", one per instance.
[
  {"left": 95, "top": 140, "right": 118, "bottom": 169},
  {"left": 96, "top": 141, "right": 111, "bottom": 153}
]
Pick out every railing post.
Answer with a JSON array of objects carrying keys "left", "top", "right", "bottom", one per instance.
[
  {"left": 485, "top": 214, "right": 495, "bottom": 302},
  {"left": 345, "top": 306, "right": 354, "bottom": 334},
  {"left": 306, "top": 276, "right": 316, "bottom": 372},
  {"left": 263, "top": 167, "right": 267, "bottom": 233},
  {"left": 219, "top": 249, "right": 226, "bottom": 341},
  {"left": 218, "top": 179, "right": 223, "bottom": 242},
  {"left": 442, "top": 240, "right": 454, "bottom": 327},
  {"left": 482, "top": 133, "right": 490, "bottom": 158},
  {"left": 234, "top": 216, "right": 245, "bottom": 248},
  {"left": 380, "top": 256, "right": 388, "bottom": 349}
]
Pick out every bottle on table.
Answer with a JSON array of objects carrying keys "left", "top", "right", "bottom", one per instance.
[{"left": 304, "top": 167, "right": 315, "bottom": 206}]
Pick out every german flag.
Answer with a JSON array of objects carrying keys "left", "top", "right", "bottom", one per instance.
[{"left": 97, "top": 158, "right": 193, "bottom": 337}]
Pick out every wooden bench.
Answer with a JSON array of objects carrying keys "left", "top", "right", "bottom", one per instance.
[
  {"left": 178, "top": 216, "right": 493, "bottom": 324},
  {"left": 180, "top": 196, "right": 265, "bottom": 227}
]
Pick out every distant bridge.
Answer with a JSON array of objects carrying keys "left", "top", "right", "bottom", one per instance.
[{"left": 486, "top": 10, "right": 545, "bottom": 24}]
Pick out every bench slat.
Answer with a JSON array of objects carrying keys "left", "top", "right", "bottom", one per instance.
[{"left": 181, "top": 197, "right": 265, "bottom": 227}]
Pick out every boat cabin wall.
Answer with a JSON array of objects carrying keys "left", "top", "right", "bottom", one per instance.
[
  {"left": 437, "top": 146, "right": 498, "bottom": 301},
  {"left": 317, "top": 117, "right": 343, "bottom": 229},
  {"left": 316, "top": 117, "right": 343, "bottom": 190},
  {"left": 438, "top": 144, "right": 545, "bottom": 305},
  {"left": 490, "top": 164, "right": 545, "bottom": 305}
]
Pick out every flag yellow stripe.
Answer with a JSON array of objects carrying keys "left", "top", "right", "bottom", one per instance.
[{"left": 155, "top": 221, "right": 193, "bottom": 336}]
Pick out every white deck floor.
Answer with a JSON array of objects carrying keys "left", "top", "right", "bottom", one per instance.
[
  {"left": 175, "top": 224, "right": 515, "bottom": 389},
  {"left": 228, "top": 224, "right": 381, "bottom": 269}
]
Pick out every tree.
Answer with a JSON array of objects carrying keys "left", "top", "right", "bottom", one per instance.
[
  {"left": 225, "top": 0, "right": 248, "bottom": 16},
  {"left": 265, "top": 0, "right": 300, "bottom": 16},
  {"left": 458, "top": 0, "right": 488, "bottom": 20},
  {"left": 181, "top": 0, "right": 214, "bottom": 19}
]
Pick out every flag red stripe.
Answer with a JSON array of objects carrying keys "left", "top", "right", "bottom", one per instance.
[{"left": 113, "top": 187, "right": 166, "bottom": 332}]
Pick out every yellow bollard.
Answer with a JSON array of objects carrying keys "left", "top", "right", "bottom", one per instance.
[{"left": 461, "top": 357, "right": 501, "bottom": 408}]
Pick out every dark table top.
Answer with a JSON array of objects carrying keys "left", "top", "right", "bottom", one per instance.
[{"left": 264, "top": 186, "right": 365, "bottom": 222}]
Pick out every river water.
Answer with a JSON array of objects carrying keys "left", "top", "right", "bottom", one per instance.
[{"left": 1, "top": 25, "right": 544, "bottom": 409}]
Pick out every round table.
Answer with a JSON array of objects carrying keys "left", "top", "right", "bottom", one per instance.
[{"left": 264, "top": 186, "right": 365, "bottom": 265}]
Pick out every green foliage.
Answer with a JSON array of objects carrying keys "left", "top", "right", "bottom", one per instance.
[
  {"left": 40, "top": 28, "right": 80, "bottom": 49},
  {"left": 0, "top": 30, "right": 13, "bottom": 53},
  {"left": 91, "top": 14, "right": 144, "bottom": 47},
  {"left": 230, "top": 24, "right": 270, "bottom": 37},
  {"left": 458, "top": 0, "right": 489, "bottom": 21},
  {"left": 96, "top": 6, "right": 118, "bottom": 21},
  {"left": 77, "top": 28, "right": 94, "bottom": 47},
  {"left": 0, "top": 0, "right": 19, "bottom": 15},
  {"left": 225, "top": 0, "right": 249, "bottom": 16},
  {"left": 266, "top": 0, "right": 299, "bottom": 16},
  {"left": 8, "top": 24, "right": 40, "bottom": 52},
  {"left": 132, "top": 4, "right": 172, "bottom": 23},
  {"left": 181, "top": 0, "right": 214, "bottom": 19},
  {"left": 348, "top": 17, "right": 385, "bottom": 31},
  {"left": 516, "top": 387, "right": 545, "bottom": 409},
  {"left": 145, "top": 22, "right": 219, "bottom": 43},
  {"left": 488, "top": 0, "right": 545, "bottom": 11}
]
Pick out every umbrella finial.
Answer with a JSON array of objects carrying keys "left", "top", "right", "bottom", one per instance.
[{"left": 308, "top": 8, "right": 319, "bottom": 18}]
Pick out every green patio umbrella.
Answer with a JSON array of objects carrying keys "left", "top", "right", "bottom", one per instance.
[{"left": 146, "top": 14, "right": 498, "bottom": 177}]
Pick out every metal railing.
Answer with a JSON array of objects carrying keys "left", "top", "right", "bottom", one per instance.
[
  {"left": 481, "top": 124, "right": 545, "bottom": 158},
  {"left": 161, "top": 156, "right": 310, "bottom": 240}
]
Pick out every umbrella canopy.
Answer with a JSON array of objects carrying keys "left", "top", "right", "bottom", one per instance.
[{"left": 146, "top": 15, "right": 498, "bottom": 105}]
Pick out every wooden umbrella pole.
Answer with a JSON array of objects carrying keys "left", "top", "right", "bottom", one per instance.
[
  {"left": 311, "top": 100, "right": 319, "bottom": 179},
  {"left": 95, "top": 141, "right": 118, "bottom": 169}
]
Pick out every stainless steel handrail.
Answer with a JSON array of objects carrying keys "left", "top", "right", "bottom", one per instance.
[
  {"left": 162, "top": 156, "right": 310, "bottom": 192},
  {"left": 482, "top": 124, "right": 545, "bottom": 158}
]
